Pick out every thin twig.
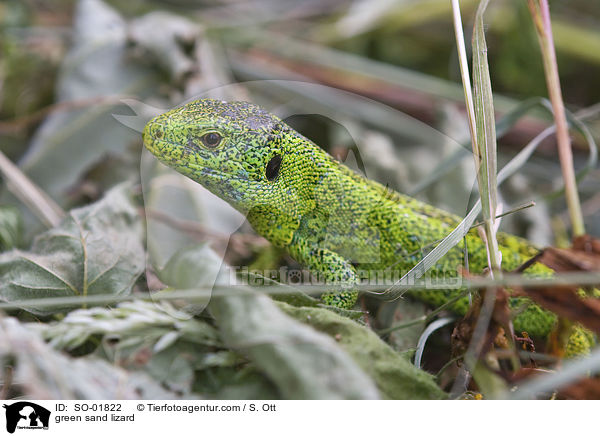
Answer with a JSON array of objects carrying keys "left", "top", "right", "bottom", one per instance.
[
  {"left": 0, "top": 95, "right": 133, "bottom": 134},
  {"left": 470, "top": 201, "right": 536, "bottom": 228},
  {"left": 143, "top": 208, "right": 268, "bottom": 247}
]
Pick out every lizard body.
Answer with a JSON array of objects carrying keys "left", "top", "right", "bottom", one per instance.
[{"left": 143, "top": 98, "right": 593, "bottom": 353}]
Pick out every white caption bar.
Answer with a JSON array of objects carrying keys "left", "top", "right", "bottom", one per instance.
[{"left": 0, "top": 400, "right": 595, "bottom": 435}]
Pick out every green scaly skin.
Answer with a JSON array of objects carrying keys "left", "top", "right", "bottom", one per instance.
[{"left": 143, "top": 98, "right": 594, "bottom": 355}]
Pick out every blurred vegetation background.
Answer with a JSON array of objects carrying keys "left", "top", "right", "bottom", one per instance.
[{"left": 1, "top": 0, "right": 599, "bottom": 242}]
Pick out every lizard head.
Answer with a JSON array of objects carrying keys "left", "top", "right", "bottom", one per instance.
[{"left": 143, "top": 98, "right": 316, "bottom": 215}]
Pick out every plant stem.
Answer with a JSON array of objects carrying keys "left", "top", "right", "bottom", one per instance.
[{"left": 527, "top": 0, "right": 585, "bottom": 237}]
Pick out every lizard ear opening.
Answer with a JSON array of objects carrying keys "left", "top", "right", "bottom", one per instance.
[{"left": 266, "top": 154, "right": 282, "bottom": 181}]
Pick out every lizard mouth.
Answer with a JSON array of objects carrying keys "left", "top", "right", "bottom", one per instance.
[{"left": 185, "top": 163, "right": 250, "bottom": 184}]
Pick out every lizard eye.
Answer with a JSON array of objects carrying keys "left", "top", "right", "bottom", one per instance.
[
  {"left": 266, "top": 154, "right": 282, "bottom": 181},
  {"left": 200, "top": 132, "right": 222, "bottom": 148}
]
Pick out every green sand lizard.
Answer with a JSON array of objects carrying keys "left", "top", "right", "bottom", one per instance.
[{"left": 143, "top": 98, "right": 595, "bottom": 356}]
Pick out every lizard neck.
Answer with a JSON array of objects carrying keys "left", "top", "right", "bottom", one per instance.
[{"left": 243, "top": 133, "right": 325, "bottom": 247}]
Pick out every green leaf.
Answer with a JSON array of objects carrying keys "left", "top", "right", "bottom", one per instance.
[
  {"left": 279, "top": 303, "right": 447, "bottom": 400},
  {"left": 0, "top": 183, "right": 144, "bottom": 314},
  {"left": 208, "top": 286, "right": 380, "bottom": 399},
  {"left": 37, "top": 299, "right": 221, "bottom": 351},
  {"left": 155, "top": 243, "right": 230, "bottom": 316},
  {"left": 146, "top": 342, "right": 196, "bottom": 393},
  {"left": 158, "top": 243, "right": 224, "bottom": 289},
  {"left": 129, "top": 11, "right": 201, "bottom": 82},
  {"left": 36, "top": 299, "right": 229, "bottom": 396},
  {"left": 194, "top": 366, "right": 280, "bottom": 400},
  {"left": 0, "top": 315, "right": 186, "bottom": 399},
  {"left": 0, "top": 205, "right": 22, "bottom": 251}
]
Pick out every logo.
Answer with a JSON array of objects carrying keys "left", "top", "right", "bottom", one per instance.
[{"left": 3, "top": 402, "right": 50, "bottom": 434}]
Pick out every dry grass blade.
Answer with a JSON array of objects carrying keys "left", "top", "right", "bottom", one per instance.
[
  {"left": 509, "top": 346, "right": 600, "bottom": 399},
  {"left": 471, "top": 0, "right": 502, "bottom": 275},
  {"left": 0, "top": 151, "right": 65, "bottom": 228},
  {"left": 448, "top": 0, "right": 519, "bottom": 397},
  {"left": 452, "top": 0, "right": 502, "bottom": 275},
  {"left": 527, "top": 0, "right": 585, "bottom": 236}
]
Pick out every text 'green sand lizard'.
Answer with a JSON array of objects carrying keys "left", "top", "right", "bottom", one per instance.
[{"left": 143, "top": 98, "right": 594, "bottom": 355}]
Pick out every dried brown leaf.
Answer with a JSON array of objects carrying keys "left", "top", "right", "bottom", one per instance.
[
  {"left": 451, "top": 286, "right": 513, "bottom": 359},
  {"left": 514, "top": 234, "right": 600, "bottom": 335},
  {"left": 557, "top": 377, "right": 600, "bottom": 400}
]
